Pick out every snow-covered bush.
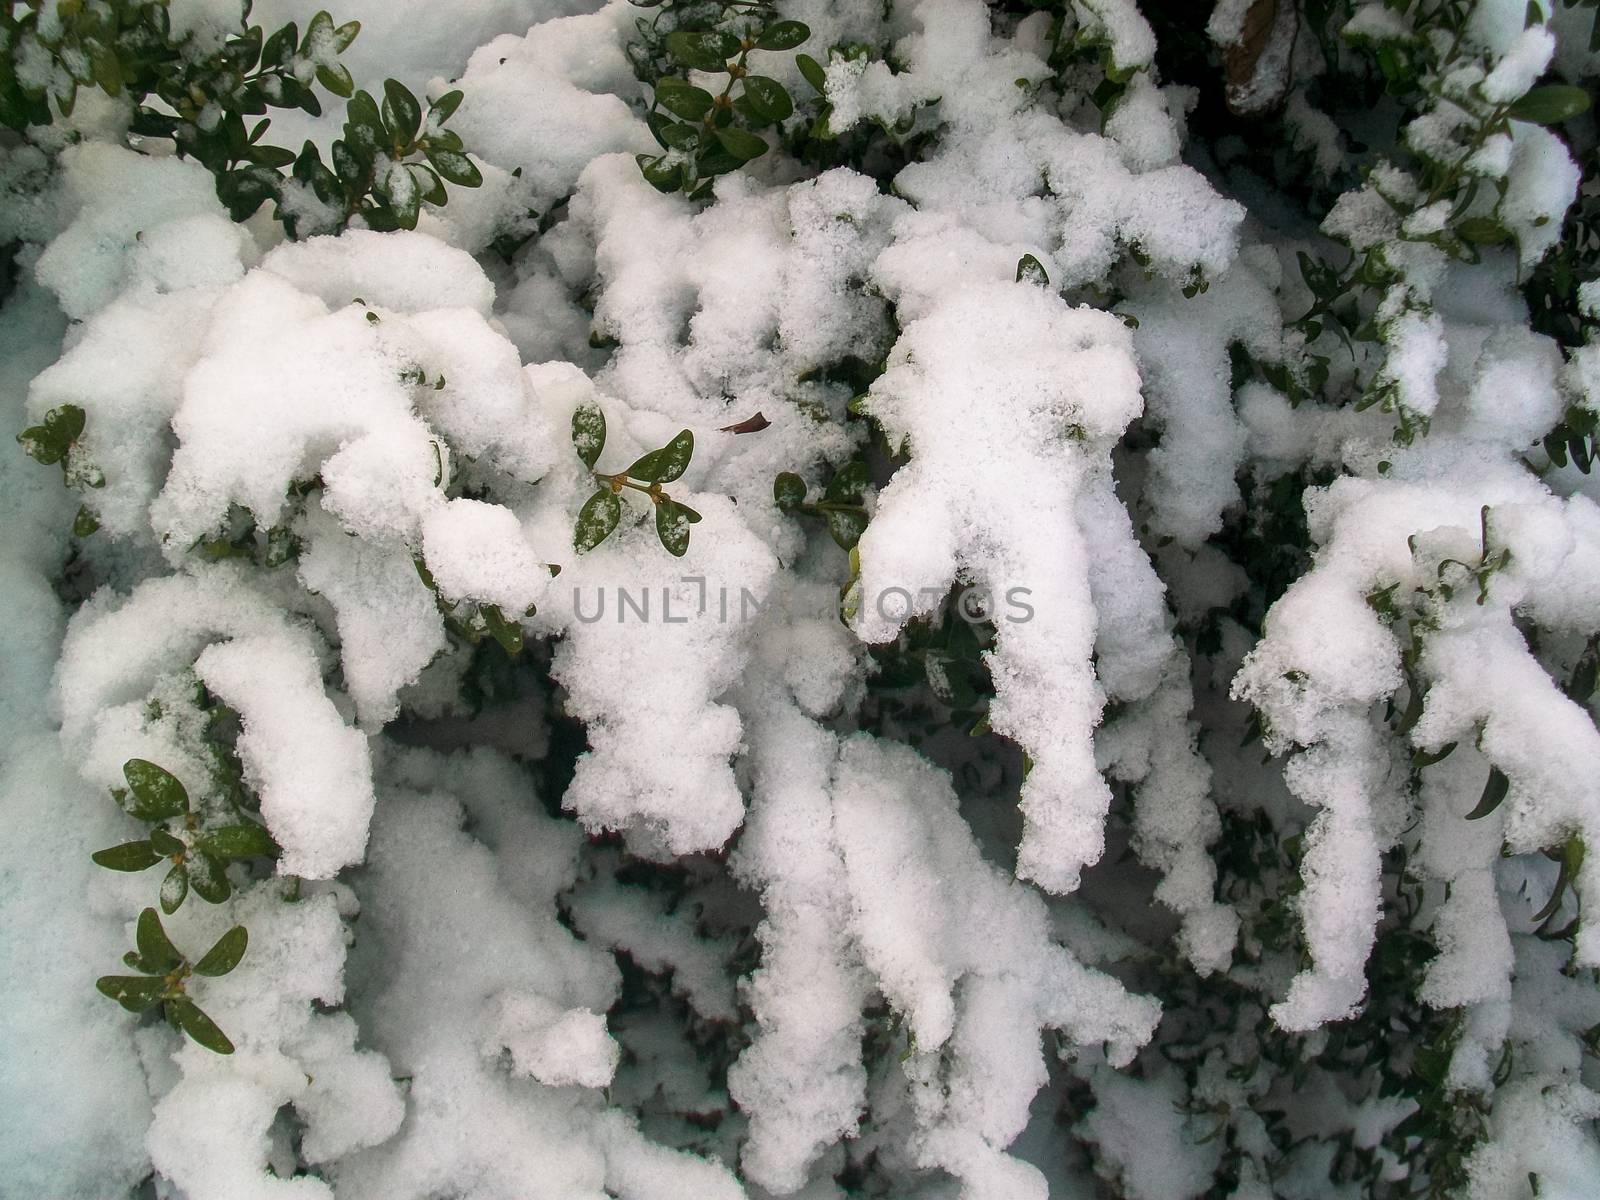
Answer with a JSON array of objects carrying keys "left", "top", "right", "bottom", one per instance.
[{"left": 2, "top": 0, "right": 1599, "bottom": 1196}]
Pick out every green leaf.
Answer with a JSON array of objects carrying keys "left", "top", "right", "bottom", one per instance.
[
  {"left": 1507, "top": 84, "right": 1590, "bottom": 125},
  {"left": 756, "top": 21, "right": 811, "bottom": 51},
  {"left": 1465, "top": 765, "right": 1510, "bottom": 819},
  {"left": 795, "top": 53, "right": 827, "bottom": 94},
  {"left": 1016, "top": 253, "right": 1050, "bottom": 286},
  {"left": 332, "top": 18, "right": 361, "bottom": 53},
  {"left": 482, "top": 604, "right": 524, "bottom": 656},
  {"left": 425, "top": 148, "right": 482, "bottom": 188},
  {"left": 408, "top": 162, "right": 447, "bottom": 206},
  {"left": 91, "top": 841, "right": 161, "bottom": 872},
  {"left": 824, "top": 461, "right": 869, "bottom": 504},
  {"left": 317, "top": 62, "right": 355, "bottom": 99},
  {"left": 72, "top": 504, "right": 100, "bottom": 537},
  {"left": 574, "top": 489, "right": 622, "bottom": 552},
  {"left": 383, "top": 78, "right": 423, "bottom": 141},
  {"left": 247, "top": 143, "right": 297, "bottom": 168},
  {"left": 16, "top": 404, "right": 86, "bottom": 466},
  {"left": 188, "top": 853, "right": 232, "bottom": 905},
  {"left": 122, "top": 760, "right": 190, "bottom": 820},
  {"left": 345, "top": 90, "right": 386, "bottom": 148},
  {"left": 742, "top": 76, "right": 793, "bottom": 122},
  {"left": 193, "top": 926, "right": 248, "bottom": 977},
  {"left": 169, "top": 999, "right": 235, "bottom": 1054},
  {"left": 714, "top": 126, "right": 768, "bottom": 162},
  {"left": 301, "top": 10, "right": 333, "bottom": 56},
  {"left": 160, "top": 863, "right": 190, "bottom": 914},
  {"left": 773, "top": 471, "right": 807, "bottom": 509},
  {"left": 627, "top": 429, "right": 695, "bottom": 483},
  {"left": 655, "top": 498, "right": 699, "bottom": 557},
  {"left": 572, "top": 401, "right": 607, "bottom": 470},
  {"left": 655, "top": 78, "right": 715, "bottom": 120},
  {"left": 197, "top": 822, "right": 278, "bottom": 860},
  {"left": 664, "top": 30, "right": 740, "bottom": 72},
  {"left": 262, "top": 22, "right": 299, "bottom": 69},
  {"left": 429, "top": 89, "right": 464, "bottom": 124},
  {"left": 136, "top": 907, "right": 183, "bottom": 973},
  {"left": 825, "top": 508, "right": 868, "bottom": 550},
  {"left": 657, "top": 120, "right": 700, "bottom": 150},
  {"left": 636, "top": 153, "right": 684, "bottom": 193},
  {"left": 148, "top": 828, "right": 185, "bottom": 857},
  {"left": 97, "top": 975, "right": 165, "bottom": 1013}
]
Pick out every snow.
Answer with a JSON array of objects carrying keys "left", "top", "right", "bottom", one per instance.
[{"left": 5, "top": 0, "right": 1600, "bottom": 1195}]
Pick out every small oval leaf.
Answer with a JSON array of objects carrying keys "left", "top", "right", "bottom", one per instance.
[
  {"left": 1507, "top": 84, "right": 1590, "bottom": 125},
  {"left": 91, "top": 841, "right": 160, "bottom": 872},
  {"left": 97, "top": 975, "right": 165, "bottom": 1013},
  {"left": 194, "top": 926, "right": 249, "bottom": 977},
  {"left": 627, "top": 429, "right": 695, "bottom": 484},
  {"left": 656, "top": 499, "right": 696, "bottom": 557},
  {"left": 136, "top": 907, "right": 183, "bottom": 972},
  {"left": 188, "top": 853, "right": 232, "bottom": 905},
  {"left": 159, "top": 863, "right": 190, "bottom": 914},
  {"left": 169, "top": 999, "right": 235, "bottom": 1054},
  {"left": 382, "top": 78, "right": 423, "bottom": 141},
  {"left": 572, "top": 402, "right": 607, "bottom": 470},
  {"left": 574, "top": 489, "right": 622, "bottom": 553},
  {"left": 756, "top": 21, "right": 811, "bottom": 50},
  {"left": 774, "top": 471, "right": 806, "bottom": 509},
  {"left": 742, "top": 76, "right": 793, "bottom": 122},
  {"left": 122, "top": 759, "right": 190, "bottom": 819},
  {"left": 196, "top": 822, "right": 278, "bottom": 860}
]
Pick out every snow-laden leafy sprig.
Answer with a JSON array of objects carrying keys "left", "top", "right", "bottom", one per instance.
[
  {"left": 629, "top": 0, "right": 812, "bottom": 197},
  {"left": 96, "top": 908, "right": 247, "bottom": 1055},
  {"left": 91, "top": 759, "right": 279, "bottom": 914},
  {"left": 571, "top": 402, "right": 701, "bottom": 557}
]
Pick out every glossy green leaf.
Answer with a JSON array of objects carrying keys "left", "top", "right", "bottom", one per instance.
[
  {"left": 773, "top": 471, "right": 806, "bottom": 509},
  {"left": 136, "top": 907, "right": 183, "bottom": 973},
  {"left": 482, "top": 604, "right": 524, "bottom": 656},
  {"left": 636, "top": 153, "right": 684, "bottom": 193},
  {"left": 408, "top": 162, "right": 447, "bottom": 206},
  {"left": 92, "top": 841, "right": 160, "bottom": 872},
  {"left": 169, "top": 999, "right": 235, "bottom": 1054},
  {"left": 742, "top": 76, "right": 793, "bottom": 122},
  {"left": 574, "top": 488, "right": 622, "bottom": 552},
  {"left": 572, "top": 401, "right": 607, "bottom": 470},
  {"left": 187, "top": 853, "right": 232, "bottom": 904},
  {"left": 122, "top": 759, "right": 190, "bottom": 820},
  {"left": 301, "top": 10, "right": 333, "bottom": 55},
  {"left": 148, "top": 828, "right": 185, "bottom": 857},
  {"left": 262, "top": 22, "right": 299, "bottom": 68},
  {"left": 72, "top": 504, "right": 99, "bottom": 537},
  {"left": 426, "top": 148, "right": 482, "bottom": 188},
  {"left": 97, "top": 975, "right": 165, "bottom": 1013},
  {"left": 159, "top": 862, "right": 190, "bottom": 914},
  {"left": 1507, "top": 84, "right": 1590, "bottom": 124},
  {"left": 332, "top": 18, "right": 361, "bottom": 52},
  {"left": 714, "top": 126, "right": 768, "bottom": 162},
  {"left": 626, "top": 429, "right": 695, "bottom": 483},
  {"left": 429, "top": 89, "right": 464, "bottom": 124},
  {"left": 655, "top": 498, "right": 699, "bottom": 557},
  {"left": 193, "top": 926, "right": 249, "bottom": 977},
  {"left": 664, "top": 30, "right": 740, "bottom": 72},
  {"left": 825, "top": 507, "right": 869, "bottom": 550},
  {"left": 655, "top": 78, "right": 715, "bottom": 120},
  {"left": 317, "top": 61, "right": 355, "bottom": 99},
  {"left": 756, "top": 21, "right": 811, "bottom": 50},
  {"left": 824, "top": 461, "right": 869, "bottom": 504},
  {"left": 197, "top": 822, "right": 278, "bottom": 860},
  {"left": 796, "top": 53, "right": 827, "bottom": 94},
  {"left": 383, "top": 78, "right": 422, "bottom": 141}
]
